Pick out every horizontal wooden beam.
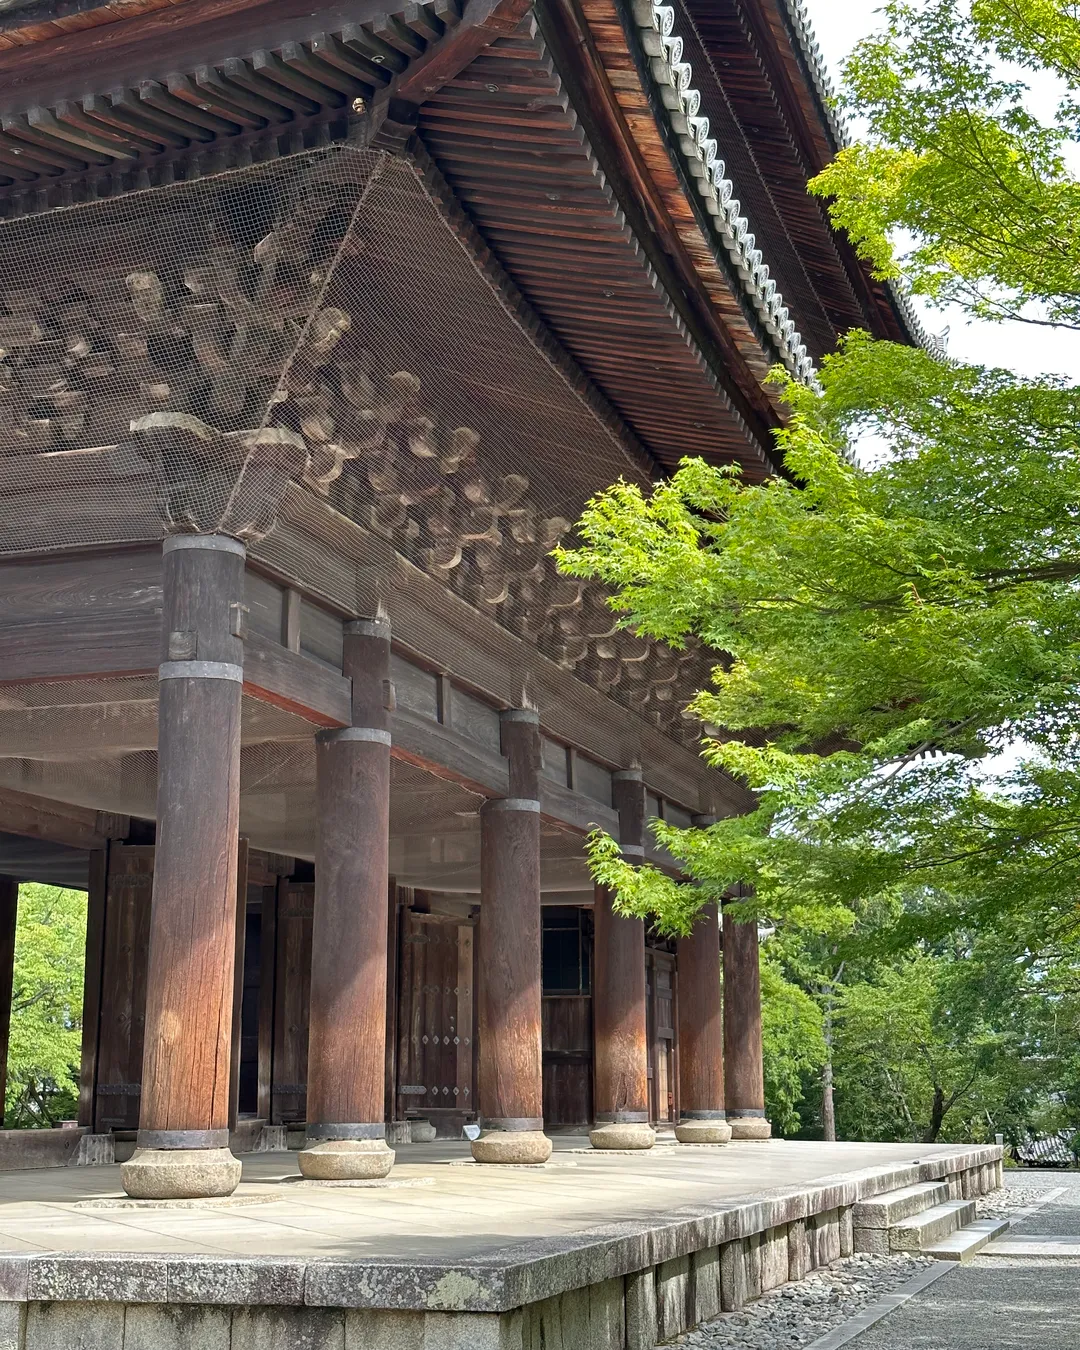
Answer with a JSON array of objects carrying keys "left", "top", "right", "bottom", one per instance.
[
  {"left": 0, "top": 787, "right": 127, "bottom": 851},
  {"left": 243, "top": 635, "right": 351, "bottom": 729},
  {"left": 0, "top": 548, "right": 161, "bottom": 683},
  {"left": 257, "top": 489, "right": 755, "bottom": 818}
]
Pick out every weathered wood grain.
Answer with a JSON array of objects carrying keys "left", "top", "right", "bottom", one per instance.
[
  {"left": 722, "top": 902, "right": 765, "bottom": 1116},
  {"left": 305, "top": 620, "right": 392, "bottom": 1133},
  {"left": 676, "top": 901, "right": 725, "bottom": 1117},
  {"left": 94, "top": 843, "right": 154, "bottom": 1131},
  {"left": 593, "top": 770, "right": 650, "bottom": 1123},
  {"left": 77, "top": 847, "right": 107, "bottom": 1129},
  {"left": 138, "top": 539, "right": 244, "bottom": 1142},
  {"left": 228, "top": 838, "right": 250, "bottom": 1131},
  {"left": 476, "top": 712, "right": 543, "bottom": 1130}
]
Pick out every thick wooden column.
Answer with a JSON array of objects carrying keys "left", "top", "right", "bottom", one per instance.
[
  {"left": 675, "top": 899, "right": 730, "bottom": 1143},
  {"left": 591, "top": 768, "right": 655, "bottom": 1149},
  {"left": 722, "top": 896, "right": 771, "bottom": 1140},
  {"left": 298, "top": 617, "right": 394, "bottom": 1180},
  {"left": 0, "top": 878, "right": 17, "bottom": 1114},
  {"left": 122, "top": 534, "right": 245, "bottom": 1200},
  {"left": 473, "top": 709, "right": 550, "bottom": 1164}
]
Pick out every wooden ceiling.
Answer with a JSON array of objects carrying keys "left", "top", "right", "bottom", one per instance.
[{"left": 0, "top": 0, "right": 917, "bottom": 487}]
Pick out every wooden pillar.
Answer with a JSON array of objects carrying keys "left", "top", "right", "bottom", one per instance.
[
  {"left": 122, "top": 534, "right": 246, "bottom": 1199},
  {"left": 722, "top": 896, "right": 771, "bottom": 1140},
  {"left": 591, "top": 768, "right": 655, "bottom": 1149},
  {"left": 0, "top": 878, "right": 17, "bottom": 1117},
  {"left": 675, "top": 900, "right": 731, "bottom": 1143},
  {"left": 298, "top": 617, "right": 394, "bottom": 1180},
  {"left": 473, "top": 709, "right": 550, "bottom": 1164}
]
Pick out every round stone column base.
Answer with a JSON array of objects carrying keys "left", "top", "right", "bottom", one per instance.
[
  {"left": 298, "top": 1139, "right": 395, "bottom": 1181},
  {"left": 471, "top": 1130, "right": 552, "bottom": 1165},
  {"left": 675, "top": 1119, "right": 732, "bottom": 1144},
  {"left": 410, "top": 1119, "right": 437, "bottom": 1143},
  {"left": 729, "top": 1117, "right": 772, "bottom": 1141},
  {"left": 120, "top": 1147, "right": 242, "bottom": 1200},
  {"left": 589, "top": 1123, "right": 656, "bottom": 1150}
]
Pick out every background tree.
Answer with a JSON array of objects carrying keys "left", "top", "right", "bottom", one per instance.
[
  {"left": 5, "top": 884, "right": 86, "bottom": 1128},
  {"left": 561, "top": 0, "right": 1080, "bottom": 954},
  {"left": 759, "top": 955, "right": 827, "bottom": 1134}
]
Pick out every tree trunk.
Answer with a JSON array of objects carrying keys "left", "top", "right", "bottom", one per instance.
[
  {"left": 821, "top": 1057, "right": 836, "bottom": 1142},
  {"left": 923, "top": 1085, "right": 945, "bottom": 1143}
]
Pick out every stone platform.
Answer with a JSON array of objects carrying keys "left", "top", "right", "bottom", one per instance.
[{"left": 0, "top": 1136, "right": 1002, "bottom": 1349}]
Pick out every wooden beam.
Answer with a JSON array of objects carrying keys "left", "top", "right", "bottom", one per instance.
[
  {"left": 136, "top": 534, "right": 245, "bottom": 1189},
  {"left": 722, "top": 900, "right": 769, "bottom": 1135},
  {"left": 538, "top": 777, "right": 617, "bottom": 839},
  {"left": 592, "top": 770, "right": 652, "bottom": 1141},
  {"left": 0, "top": 788, "right": 120, "bottom": 851},
  {"left": 255, "top": 490, "right": 752, "bottom": 817},
  {"left": 391, "top": 0, "right": 531, "bottom": 102},
  {"left": 302, "top": 618, "right": 393, "bottom": 1170},
  {"left": 0, "top": 549, "right": 161, "bottom": 684},
  {"left": 243, "top": 634, "right": 351, "bottom": 728},
  {"left": 675, "top": 901, "right": 725, "bottom": 1128},
  {"left": 474, "top": 711, "right": 546, "bottom": 1155},
  {"left": 392, "top": 708, "right": 507, "bottom": 798}
]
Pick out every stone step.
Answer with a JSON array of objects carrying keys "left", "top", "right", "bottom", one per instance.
[
  {"left": 853, "top": 1181, "right": 950, "bottom": 1230},
  {"left": 925, "top": 1217, "right": 1009, "bottom": 1263},
  {"left": 890, "top": 1199, "right": 976, "bottom": 1252}
]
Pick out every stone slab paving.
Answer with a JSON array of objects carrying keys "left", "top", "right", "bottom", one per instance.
[
  {"left": 829, "top": 1172, "right": 1080, "bottom": 1349},
  {"left": 0, "top": 1138, "right": 980, "bottom": 1263}
]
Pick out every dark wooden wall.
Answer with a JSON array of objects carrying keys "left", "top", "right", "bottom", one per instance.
[
  {"left": 82, "top": 843, "right": 154, "bottom": 1133},
  {"left": 270, "top": 880, "right": 314, "bottom": 1125},
  {"left": 647, "top": 948, "right": 678, "bottom": 1125},
  {"left": 394, "top": 904, "right": 476, "bottom": 1130},
  {"left": 542, "top": 996, "right": 592, "bottom": 1129},
  {"left": 540, "top": 906, "right": 593, "bottom": 1130}
]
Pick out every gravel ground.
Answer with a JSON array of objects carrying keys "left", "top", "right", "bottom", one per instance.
[
  {"left": 674, "top": 1252, "right": 933, "bottom": 1349},
  {"left": 977, "top": 1177, "right": 1065, "bottom": 1220},
  {"left": 668, "top": 1171, "right": 1065, "bottom": 1349},
  {"left": 843, "top": 1264, "right": 1080, "bottom": 1349}
]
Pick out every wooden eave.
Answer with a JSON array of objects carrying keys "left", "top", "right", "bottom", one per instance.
[
  {"left": 685, "top": 0, "right": 917, "bottom": 346},
  {"left": 546, "top": 0, "right": 793, "bottom": 398},
  {"left": 0, "top": 0, "right": 792, "bottom": 480},
  {"left": 416, "top": 17, "right": 782, "bottom": 478}
]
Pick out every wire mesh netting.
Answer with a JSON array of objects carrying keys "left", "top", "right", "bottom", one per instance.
[
  {"left": 0, "top": 142, "right": 720, "bottom": 851},
  {"left": 0, "top": 143, "right": 645, "bottom": 551}
]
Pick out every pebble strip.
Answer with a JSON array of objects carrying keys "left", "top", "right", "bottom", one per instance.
[
  {"left": 673, "top": 1175, "right": 1055, "bottom": 1349},
  {"left": 676, "top": 1253, "right": 932, "bottom": 1349}
]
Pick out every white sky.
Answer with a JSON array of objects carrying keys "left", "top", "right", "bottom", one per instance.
[{"left": 803, "top": 0, "right": 1080, "bottom": 381}]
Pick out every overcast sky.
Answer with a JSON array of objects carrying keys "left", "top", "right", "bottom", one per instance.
[{"left": 802, "top": 0, "right": 1080, "bottom": 381}]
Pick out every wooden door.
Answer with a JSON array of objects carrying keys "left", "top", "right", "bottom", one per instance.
[
  {"left": 271, "top": 880, "right": 313, "bottom": 1124},
  {"left": 647, "top": 950, "right": 677, "bottom": 1124},
  {"left": 542, "top": 996, "right": 592, "bottom": 1128},
  {"left": 92, "top": 844, "right": 154, "bottom": 1132},
  {"left": 395, "top": 911, "right": 475, "bottom": 1126}
]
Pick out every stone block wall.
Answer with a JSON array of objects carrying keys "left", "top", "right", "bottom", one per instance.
[{"left": 0, "top": 1149, "right": 1004, "bottom": 1350}]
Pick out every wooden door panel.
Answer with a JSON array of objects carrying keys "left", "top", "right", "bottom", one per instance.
[
  {"left": 542, "top": 994, "right": 592, "bottom": 1128},
  {"left": 647, "top": 950, "right": 677, "bottom": 1124},
  {"left": 396, "top": 913, "right": 475, "bottom": 1122},
  {"left": 94, "top": 844, "right": 154, "bottom": 1132},
  {"left": 271, "top": 881, "right": 313, "bottom": 1124}
]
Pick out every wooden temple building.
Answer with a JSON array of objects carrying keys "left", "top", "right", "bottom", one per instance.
[{"left": 0, "top": 0, "right": 920, "bottom": 1195}]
